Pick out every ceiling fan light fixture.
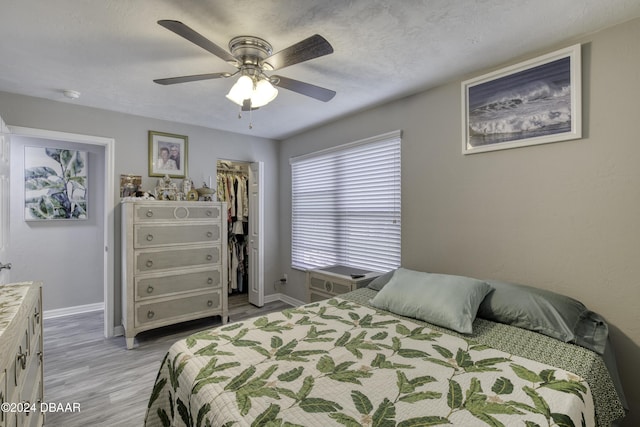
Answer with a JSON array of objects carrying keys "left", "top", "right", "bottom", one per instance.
[
  {"left": 250, "top": 79, "right": 278, "bottom": 108},
  {"left": 225, "top": 75, "right": 278, "bottom": 108},
  {"left": 225, "top": 75, "right": 253, "bottom": 106}
]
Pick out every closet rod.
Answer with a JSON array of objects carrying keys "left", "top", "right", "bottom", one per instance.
[{"left": 217, "top": 168, "right": 247, "bottom": 174}]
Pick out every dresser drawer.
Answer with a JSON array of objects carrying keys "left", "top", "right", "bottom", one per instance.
[
  {"left": 21, "top": 340, "right": 42, "bottom": 406},
  {"left": 17, "top": 358, "right": 43, "bottom": 427},
  {"left": 4, "top": 412, "right": 16, "bottom": 427},
  {"left": 135, "top": 268, "right": 222, "bottom": 300},
  {"left": 134, "top": 223, "right": 221, "bottom": 248},
  {"left": 7, "top": 320, "right": 30, "bottom": 402},
  {"left": 308, "top": 276, "right": 352, "bottom": 295},
  {"left": 307, "top": 267, "right": 380, "bottom": 303},
  {"left": 29, "top": 299, "right": 42, "bottom": 351},
  {"left": 134, "top": 204, "right": 221, "bottom": 222},
  {"left": 24, "top": 376, "right": 44, "bottom": 427},
  {"left": 135, "top": 291, "right": 222, "bottom": 327},
  {"left": 135, "top": 246, "right": 220, "bottom": 273},
  {"left": 0, "top": 370, "right": 6, "bottom": 427},
  {"left": 309, "top": 290, "right": 335, "bottom": 303}
]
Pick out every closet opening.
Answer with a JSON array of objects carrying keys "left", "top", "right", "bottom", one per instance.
[{"left": 216, "top": 159, "right": 250, "bottom": 306}]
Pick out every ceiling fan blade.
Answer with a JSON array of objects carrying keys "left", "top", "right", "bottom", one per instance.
[
  {"left": 153, "top": 72, "right": 232, "bottom": 85},
  {"left": 273, "top": 75, "right": 336, "bottom": 102},
  {"left": 264, "top": 34, "right": 333, "bottom": 70},
  {"left": 158, "top": 20, "right": 237, "bottom": 65}
]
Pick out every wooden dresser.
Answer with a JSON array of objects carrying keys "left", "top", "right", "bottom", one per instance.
[
  {"left": 0, "top": 281, "right": 44, "bottom": 427},
  {"left": 121, "top": 201, "right": 228, "bottom": 349},
  {"left": 307, "top": 265, "right": 381, "bottom": 303}
]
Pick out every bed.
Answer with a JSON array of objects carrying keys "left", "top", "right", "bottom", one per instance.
[{"left": 144, "top": 268, "right": 627, "bottom": 426}]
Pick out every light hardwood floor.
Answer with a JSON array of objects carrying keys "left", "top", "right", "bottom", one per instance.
[{"left": 42, "top": 294, "right": 292, "bottom": 427}]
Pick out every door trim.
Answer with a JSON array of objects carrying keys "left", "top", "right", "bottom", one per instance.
[
  {"left": 0, "top": 117, "right": 10, "bottom": 284},
  {"left": 218, "top": 159, "right": 264, "bottom": 306},
  {"left": 8, "top": 126, "right": 115, "bottom": 338}
]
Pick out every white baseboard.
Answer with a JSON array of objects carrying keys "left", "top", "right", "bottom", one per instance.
[
  {"left": 43, "top": 302, "right": 104, "bottom": 320},
  {"left": 264, "top": 293, "right": 305, "bottom": 307}
]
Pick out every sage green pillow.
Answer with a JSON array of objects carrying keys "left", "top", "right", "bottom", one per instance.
[
  {"left": 477, "top": 279, "right": 609, "bottom": 354},
  {"left": 367, "top": 269, "right": 396, "bottom": 291},
  {"left": 369, "top": 268, "right": 492, "bottom": 334}
]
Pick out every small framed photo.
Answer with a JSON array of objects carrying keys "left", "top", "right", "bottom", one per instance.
[
  {"left": 120, "top": 174, "right": 142, "bottom": 197},
  {"left": 462, "top": 44, "right": 581, "bottom": 154},
  {"left": 148, "top": 131, "right": 188, "bottom": 178}
]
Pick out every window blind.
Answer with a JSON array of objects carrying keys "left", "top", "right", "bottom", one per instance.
[{"left": 290, "top": 131, "right": 401, "bottom": 272}]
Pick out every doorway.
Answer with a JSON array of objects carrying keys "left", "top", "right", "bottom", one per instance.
[
  {"left": 8, "top": 126, "right": 115, "bottom": 337},
  {"left": 216, "top": 159, "right": 264, "bottom": 307}
]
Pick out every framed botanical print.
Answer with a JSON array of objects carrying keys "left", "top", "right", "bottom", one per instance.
[{"left": 25, "top": 146, "right": 88, "bottom": 220}]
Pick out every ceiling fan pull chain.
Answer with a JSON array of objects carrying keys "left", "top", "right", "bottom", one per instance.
[{"left": 235, "top": 106, "right": 253, "bottom": 129}]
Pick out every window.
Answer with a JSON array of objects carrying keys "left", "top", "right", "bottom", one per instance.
[{"left": 290, "top": 131, "right": 401, "bottom": 271}]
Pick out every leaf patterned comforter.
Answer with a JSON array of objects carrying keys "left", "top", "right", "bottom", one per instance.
[{"left": 145, "top": 290, "right": 624, "bottom": 427}]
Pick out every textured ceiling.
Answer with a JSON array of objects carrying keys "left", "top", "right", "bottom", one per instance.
[{"left": 1, "top": 0, "right": 639, "bottom": 140}]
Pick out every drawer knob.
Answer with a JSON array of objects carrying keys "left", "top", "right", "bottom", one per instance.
[
  {"left": 146, "top": 209, "right": 154, "bottom": 217},
  {"left": 324, "top": 281, "right": 333, "bottom": 292},
  {"left": 206, "top": 254, "right": 213, "bottom": 261},
  {"left": 146, "top": 234, "right": 154, "bottom": 242},
  {"left": 146, "top": 285, "right": 154, "bottom": 294},
  {"left": 147, "top": 310, "right": 155, "bottom": 319},
  {"left": 207, "top": 277, "right": 213, "bottom": 284},
  {"left": 146, "top": 260, "right": 154, "bottom": 268},
  {"left": 206, "top": 210, "right": 212, "bottom": 217},
  {"left": 207, "top": 300, "right": 213, "bottom": 307},
  {"left": 206, "top": 231, "right": 213, "bottom": 238}
]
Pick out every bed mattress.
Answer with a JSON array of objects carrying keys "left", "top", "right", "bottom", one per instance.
[{"left": 144, "top": 288, "right": 625, "bottom": 426}]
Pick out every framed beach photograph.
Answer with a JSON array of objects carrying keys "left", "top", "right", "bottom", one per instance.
[
  {"left": 462, "top": 44, "right": 581, "bottom": 154},
  {"left": 148, "top": 130, "right": 188, "bottom": 178},
  {"left": 24, "top": 146, "right": 88, "bottom": 220}
]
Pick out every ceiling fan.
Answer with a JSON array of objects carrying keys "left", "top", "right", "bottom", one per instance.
[{"left": 154, "top": 20, "right": 336, "bottom": 110}]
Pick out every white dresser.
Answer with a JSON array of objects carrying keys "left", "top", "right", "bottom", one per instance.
[
  {"left": 0, "top": 282, "right": 44, "bottom": 427},
  {"left": 121, "top": 201, "right": 228, "bottom": 349},
  {"left": 307, "top": 265, "right": 381, "bottom": 303}
]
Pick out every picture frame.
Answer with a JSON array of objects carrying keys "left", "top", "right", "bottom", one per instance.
[
  {"left": 462, "top": 44, "right": 581, "bottom": 155},
  {"left": 24, "top": 146, "right": 88, "bottom": 220},
  {"left": 120, "top": 174, "right": 142, "bottom": 197},
  {"left": 148, "top": 131, "right": 188, "bottom": 178}
]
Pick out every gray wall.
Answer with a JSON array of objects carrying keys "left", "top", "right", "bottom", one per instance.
[
  {"left": 279, "top": 18, "right": 640, "bottom": 425},
  {"left": 10, "top": 136, "right": 105, "bottom": 311},
  {"left": 0, "top": 93, "right": 281, "bottom": 328},
  {"left": 1, "top": 16, "right": 638, "bottom": 425}
]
